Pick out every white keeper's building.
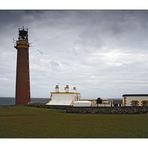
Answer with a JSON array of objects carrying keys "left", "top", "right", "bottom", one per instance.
[
  {"left": 123, "top": 94, "right": 148, "bottom": 106},
  {"left": 46, "top": 85, "right": 93, "bottom": 106},
  {"left": 46, "top": 85, "right": 82, "bottom": 106}
]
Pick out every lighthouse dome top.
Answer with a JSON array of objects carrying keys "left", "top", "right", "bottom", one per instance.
[
  {"left": 15, "top": 27, "right": 29, "bottom": 49},
  {"left": 18, "top": 27, "right": 28, "bottom": 40}
]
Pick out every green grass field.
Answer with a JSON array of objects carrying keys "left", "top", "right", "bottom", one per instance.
[{"left": 0, "top": 106, "right": 148, "bottom": 138}]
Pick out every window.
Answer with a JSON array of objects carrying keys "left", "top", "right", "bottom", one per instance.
[
  {"left": 131, "top": 100, "right": 139, "bottom": 106},
  {"left": 141, "top": 101, "right": 148, "bottom": 106}
]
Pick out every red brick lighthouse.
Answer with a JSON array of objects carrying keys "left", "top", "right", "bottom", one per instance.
[{"left": 15, "top": 27, "right": 31, "bottom": 105}]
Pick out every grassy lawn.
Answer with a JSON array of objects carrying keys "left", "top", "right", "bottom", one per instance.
[{"left": 0, "top": 106, "right": 148, "bottom": 138}]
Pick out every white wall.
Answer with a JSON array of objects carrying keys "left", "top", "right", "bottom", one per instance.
[{"left": 73, "top": 101, "right": 92, "bottom": 107}]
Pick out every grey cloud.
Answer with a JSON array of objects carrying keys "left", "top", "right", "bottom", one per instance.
[{"left": 1, "top": 10, "right": 148, "bottom": 98}]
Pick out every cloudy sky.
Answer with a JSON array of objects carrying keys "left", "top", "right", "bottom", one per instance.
[{"left": 1, "top": 10, "right": 148, "bottom": 98}]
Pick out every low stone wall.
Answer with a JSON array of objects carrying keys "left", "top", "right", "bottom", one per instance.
[
  {"left": 66, "top": 106, "right": 148, "bottom": 114},
  {"left": 28, "top": 104, "right": 148, "bottom": 114},
  {"left": 27, "top": 103, "right": 71, "bottom": 110}
]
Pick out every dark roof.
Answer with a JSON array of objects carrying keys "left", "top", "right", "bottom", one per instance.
[
  {"left": 123, "top": 94, "right": 148, "bottom": 97},
  {"left": 113, "top": 100, "right": 122, "bottom": 104}
]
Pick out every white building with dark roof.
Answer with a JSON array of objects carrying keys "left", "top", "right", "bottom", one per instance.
[{"left": 123, "top": 94, "right": 148, "bottom": 106}]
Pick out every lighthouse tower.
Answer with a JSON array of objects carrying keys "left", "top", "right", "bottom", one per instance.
[{"left": 15, "top": 27, "right": 31, "bottom": 105}]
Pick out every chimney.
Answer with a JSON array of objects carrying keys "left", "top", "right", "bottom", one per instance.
[
  {"left": 73, "top": 86, "right": 77, "bottom": 92},
  {"left": 55, "top": 85, "right": 59, "bottom": 92},
  {"left": 65, "top": 85, "right": 69, "bottom": 92}
]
